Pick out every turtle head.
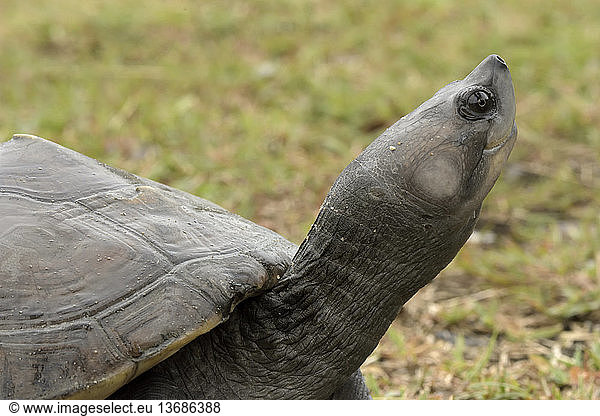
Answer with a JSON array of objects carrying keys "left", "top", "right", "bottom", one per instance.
[
  {"left": 403, "top": 54, "right": 517, "bottom": 214},
  {"left": 393, "top": 54, "right": 516, "bottom": 215},
  {"left": 348, "top": 54, "right": 516, "bottom": 225},
  {"left": 317, "top": 55, "right": 516, "bottom": 282}
]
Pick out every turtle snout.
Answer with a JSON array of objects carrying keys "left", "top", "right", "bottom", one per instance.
[{"left": 491, "top": 54, "right": 507, "bottom": 68}]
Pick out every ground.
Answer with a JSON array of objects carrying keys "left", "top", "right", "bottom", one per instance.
[{"left": 0, "top": 0, "right": 599, "bottom": 399}]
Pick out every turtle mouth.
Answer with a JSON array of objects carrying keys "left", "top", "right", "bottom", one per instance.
[{"left": 484, "top": 122, "right": 517, "bottom": 153}]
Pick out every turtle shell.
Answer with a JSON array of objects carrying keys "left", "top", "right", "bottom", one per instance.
[{"left": 0, "top": 135, "right": 296, "bottom": 399}]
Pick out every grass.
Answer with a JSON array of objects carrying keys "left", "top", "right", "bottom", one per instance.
[{"left": 1, "top": 0, "right": 599, "bottom": 399}]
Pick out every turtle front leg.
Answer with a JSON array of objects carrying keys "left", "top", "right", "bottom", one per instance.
[
  {"left": 109, "top": 372, "right": 187, "bottom": 400},
  {"left": 329, "top": 369, "right": 372, "bottom": 400}
]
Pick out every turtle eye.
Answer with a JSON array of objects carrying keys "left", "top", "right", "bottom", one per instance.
[
  {"left": 467, "top": 91, "right": 492, "bottom": 113},
  {"left": 458, "top": 87, "right": 496, "bottom": 121}
]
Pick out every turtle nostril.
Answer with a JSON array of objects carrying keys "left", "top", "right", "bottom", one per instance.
[{"left": 494, "top": 55, "right": 507, "bottom": 67}]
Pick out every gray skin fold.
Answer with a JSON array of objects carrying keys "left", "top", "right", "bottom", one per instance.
[
  {"left": 112, "top": 55, "right": 516, "bottom": 399},
  {"left": 330, "top": 369, "right": 371, "bottom": 399}
]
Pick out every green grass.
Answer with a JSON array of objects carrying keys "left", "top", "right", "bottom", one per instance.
[{"left": 1, "top": 0, "right": 599, "bottom": 399}]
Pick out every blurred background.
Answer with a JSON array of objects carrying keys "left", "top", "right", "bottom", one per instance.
[{"left": 1, "top": 0, "right": 598, "bottom": 399}]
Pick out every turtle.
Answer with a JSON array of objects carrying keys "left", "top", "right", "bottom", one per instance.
[{"left": 0, "top": 54, "right": 516, "bottom": 400}]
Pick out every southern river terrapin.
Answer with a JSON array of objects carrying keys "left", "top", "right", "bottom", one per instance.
[{"left": 0, "top": 55, "right": 516, "bottom": 399}]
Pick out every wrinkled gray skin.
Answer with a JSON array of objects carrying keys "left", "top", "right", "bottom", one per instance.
[{"left": 113, "top": 55, "right": 517, "bottom": 399}]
